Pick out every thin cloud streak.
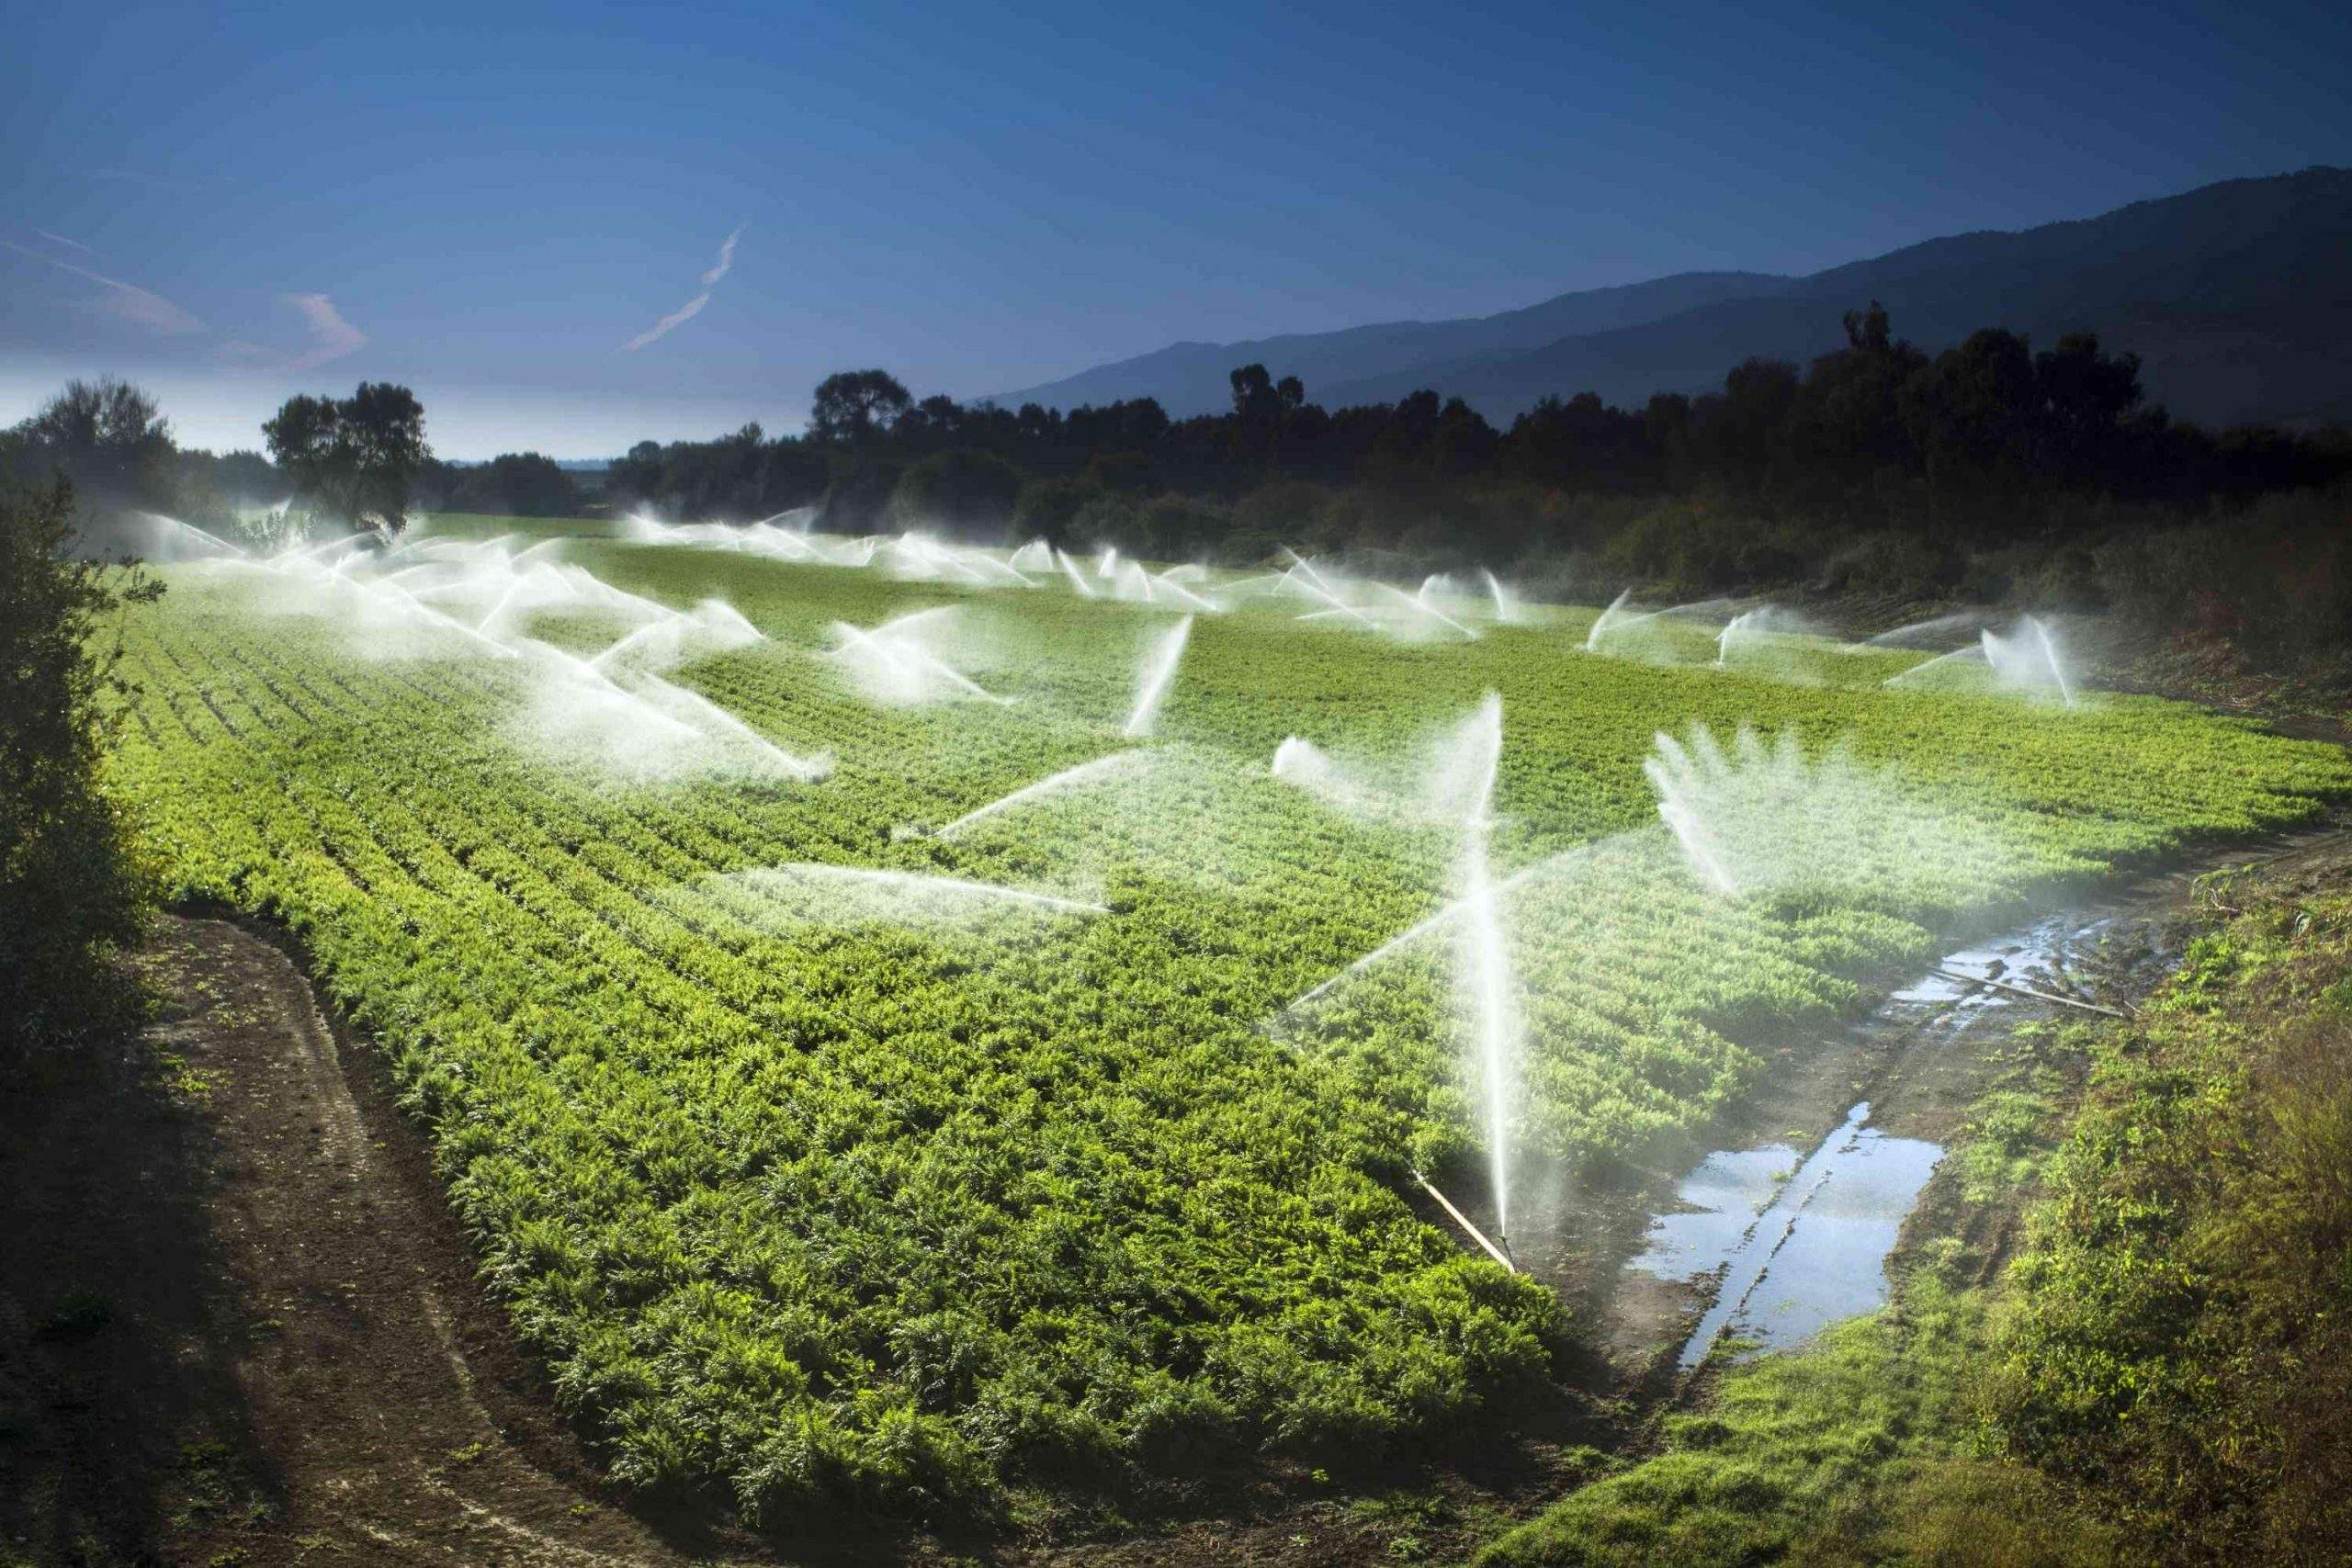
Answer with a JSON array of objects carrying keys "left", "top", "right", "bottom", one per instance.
[
  {"left": 281, "top": 292, "right": 367, "bottom": 371},
  {"left": 89, "top": 167, "right": 240, "bottom": 189},
  {"left": 621, "top": 224, "right": 744, "bottom": 351},
  {"left": 6, "top": 233, "right": 368, "bottom": 372},
  {"left": 701, "top": 225, "right": 742, "bottom": 287},
  {"left": 33, "top": 228, "right": 93, "bottom": 254},
  {"left": 623, "top": 292, "right": 711, "bottom": 351},
  {"left": 2, "top": 237, "right": 207, "bottom": 333}
]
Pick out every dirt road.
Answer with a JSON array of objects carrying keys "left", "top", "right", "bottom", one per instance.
[{"left": 2, "top": 917, "right": 720, "bottom": 1566}]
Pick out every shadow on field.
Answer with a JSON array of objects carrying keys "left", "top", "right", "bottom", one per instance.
[{"left": 0, "top": 968, "right": 280, "bottom": 1565}]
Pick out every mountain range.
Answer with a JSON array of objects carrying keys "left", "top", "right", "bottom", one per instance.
[{"left": 993, "top": 167, "right": 2352, "bottom": 430}]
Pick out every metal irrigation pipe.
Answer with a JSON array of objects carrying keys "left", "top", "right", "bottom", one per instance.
[
  {"left": 1409, "top": 1167, "right": 1516, "bottom": 1272},
  {"left": 1932, "top": 967, "right": 2131, "bottom": 1020}
]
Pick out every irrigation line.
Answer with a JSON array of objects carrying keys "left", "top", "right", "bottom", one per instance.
[
  {"left": 1932, "top": 967, "right": 2130, "bottom": 1019},
  {"left": 1410, "top": 1167, "right": 1516, "bottom": 1272}
]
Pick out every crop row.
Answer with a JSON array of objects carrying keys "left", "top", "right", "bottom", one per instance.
[{"left": 99, "top": 547, "right": 2352, "bottom": 1515}]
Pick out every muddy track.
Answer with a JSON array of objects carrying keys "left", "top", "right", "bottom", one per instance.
[{"left": 2, "top": 916, "right": 757, "bottom": 1567}]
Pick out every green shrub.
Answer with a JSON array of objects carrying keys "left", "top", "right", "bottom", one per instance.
[
  {"left": 1992, "top": 886, "right": 2352, "bottom": 1561},
  {"left": 1, "top": 476, "right": 160, "bottom": 1065},
  {"left": 1816, "top": 529, "right": 1967, "bottom": 599}
]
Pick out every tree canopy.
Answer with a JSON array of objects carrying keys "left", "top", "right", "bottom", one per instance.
[
  {"left": 264, "top": 382, "right": 430, "bottom": 533},
  {"left": 809, "top": 370, "right": 913, "bottom": 444},
  {"left": 1, "top": 378, "right": 178, "bottom": 518},
  {"left": 594, "top": 305, "right": 2347, "bottom": 597}
]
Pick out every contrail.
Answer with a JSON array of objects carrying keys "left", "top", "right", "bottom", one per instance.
[
  {"left": 701, "top": 225, "right": 743, "bottom": 286},
  {"left": 623, "top": 224, "right": 746, "bottom": 351},
  {"left": 0, "top": 237, "right": 205, "bottom": 333}
]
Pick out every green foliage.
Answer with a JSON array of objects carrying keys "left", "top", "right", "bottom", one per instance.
[
  {"left": 1992, "top": 883, "right": 2352, "bottom": 1561},
  {"left": 2095, "top": 485, "right": 2352, "bottom": 661},
  {"left": 263, "top": 381, "right": 430, "bottom": 532},
  {"left": 1479, "top": 1281, "right": 2011, "bottom": 1566},
  {"left": 1, "top": 477, "right": 161, "bottom": 1064},
  {"left": 1011, "top": 474, "right": 1100, "bottom": 549},
  {"left": 434, "top": 452, "right": 582, "bottom": 518},
  {"left": 1478, "top": 1008, "right": 2120, "bottom": 1568},
  {"left": 1, "top": 378, "right": 180, "bottom": 517},
  {"left": 99, "top": 529, "right": 2349, "bottom": 1517},
  {"left": 889, "top": 448, "right": 1024, "bottom": 536},
  {"left": 1817, "top": 530, "right": 1967, "bottom": 600},
  {"left": 1600, "top": 502, "right": 1804, "bottom": 592},
  {"left": 809, "top": 369, "right": 914, "bottom": 444}
]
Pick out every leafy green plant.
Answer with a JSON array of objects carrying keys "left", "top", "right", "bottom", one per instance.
[{"left": 98, "top": 531, "right": 2351, "bottom": 1518}]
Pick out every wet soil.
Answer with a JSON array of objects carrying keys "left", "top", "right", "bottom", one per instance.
[{"left": 1413, "top": 811, "right": 2352, "bottom": 1398}]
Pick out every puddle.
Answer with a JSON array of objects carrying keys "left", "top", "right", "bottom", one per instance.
[
  {"left": 1578, "top": 818, "right": 2349, "bottom": 1383},
  {"left": 1888, "top": 910, "right": 2100, "bottom": 1007},
  {"left": 1620, "top": 911, "right": 2128, "bottom": 1370},
  {"left": 1633, "top": 1100, "right": 1942, "bottom": 1369}
]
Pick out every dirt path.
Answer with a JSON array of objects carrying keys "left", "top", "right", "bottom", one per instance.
[{"left": 2, "top": 916, "right": 744, "bottom": 1567}]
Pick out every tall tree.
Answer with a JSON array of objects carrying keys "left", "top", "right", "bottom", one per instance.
[
  {"left": 6, "top": 378, "right": 179, "bottom": 517},
  {"left": 263, "top": 383, "right": 430, "bottom": 532},
  {"left": 2034, "top": 332, "right": 2144, "bottom": 484},
  {"left": 809, "top": 370, "right": 912, "bottom": 444}
]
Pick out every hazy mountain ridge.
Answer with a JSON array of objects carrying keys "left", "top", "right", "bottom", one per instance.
[
  {"left": 991, "top": 271, "right": 1792, "bottom": 416},
  {"left": 1001, "top": 168, "right": 2352, "bottom": 428}
]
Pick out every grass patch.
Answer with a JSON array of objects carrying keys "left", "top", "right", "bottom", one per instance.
[{"left": 1991, "top": 876, "right": 2352, "bottom": 1560}]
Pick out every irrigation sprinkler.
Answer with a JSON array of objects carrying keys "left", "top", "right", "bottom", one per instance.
[{"left": 1410, "top": 1167, "right": 1515, "bottom": 1272}]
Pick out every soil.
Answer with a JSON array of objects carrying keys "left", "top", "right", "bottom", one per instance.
[{"left": 0, "top": 917, "right": 770, "bottom": 1567}]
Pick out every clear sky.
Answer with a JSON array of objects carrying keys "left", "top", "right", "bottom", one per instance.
[{"left": 4, "top": 0, "right": 2346, "bottom": 458}]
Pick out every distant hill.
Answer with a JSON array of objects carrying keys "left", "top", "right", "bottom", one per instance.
[
  {"left": 992, "top": 272, "right": 1792, "bottom": 416},
  {"left": 998, "top": 168, "right": 2352, "bottom": 430}
]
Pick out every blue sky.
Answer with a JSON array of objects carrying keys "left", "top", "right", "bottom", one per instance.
[{"left": 4, "top": 0, "right": 2346, "bottom": 457}]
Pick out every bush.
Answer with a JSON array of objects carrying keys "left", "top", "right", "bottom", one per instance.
[
  {"left": 1, "top": 478, "right": 159, "bottom": 1066},
  {"left": 2012, "top": 544, "right": 2106, "bottom": 613},
  {"left": 450, "top": 452, "right": 582, "bottom": 518},
  {"left": 1084, "top": 450, "right": 1159, "bottom": 496},
  {"left": 888, "top": 448, "right": 1023, "bottom": 539},
  {"left": 819, "top": 454, "right": 903, "bottom": 534},
  {"left": 1230, "top": 480, "right": 1333, "bottom": 546},
  {"left": 1993, "top": 886, "right": 2352, "bottom": 1561},
  {"left": 1010, "top": 475, "right": 1102, "bottom": 549},
  {"left": 1815, "top": 529, "right": 1968, "bottom": 599},
  {"left": 1066, "top": 490, "right": 1141, "bottom": 552},
  {"left": 1603, "top": 502, "right": 1804, "bottom": 592},
  {"left": 2096, "top": 491, "right": 2352, "bottom": 660},
  {"left": 1136, "top": 491, "right": 1227, "bottom": 561}
]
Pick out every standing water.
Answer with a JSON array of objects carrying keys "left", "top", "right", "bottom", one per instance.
[{"left": 1633, "top": 1101, "right": 1941, "bottom": 1369}]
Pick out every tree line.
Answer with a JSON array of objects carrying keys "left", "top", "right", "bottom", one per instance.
[
  {"left": 605, "top": 303, "right": 2351, "bottom": 573},
  {"left": 7, "top": 299, "right": 2346, "bottom": 660}
]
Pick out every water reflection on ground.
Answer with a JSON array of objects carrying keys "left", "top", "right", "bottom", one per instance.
[{"left": 1632, "top": 1100, "right": 1943, "bottom": 1369}]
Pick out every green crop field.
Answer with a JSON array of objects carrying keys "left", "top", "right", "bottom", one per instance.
[{"left": 102, "top": 518, "right": 2352, "bottom": 1519}]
